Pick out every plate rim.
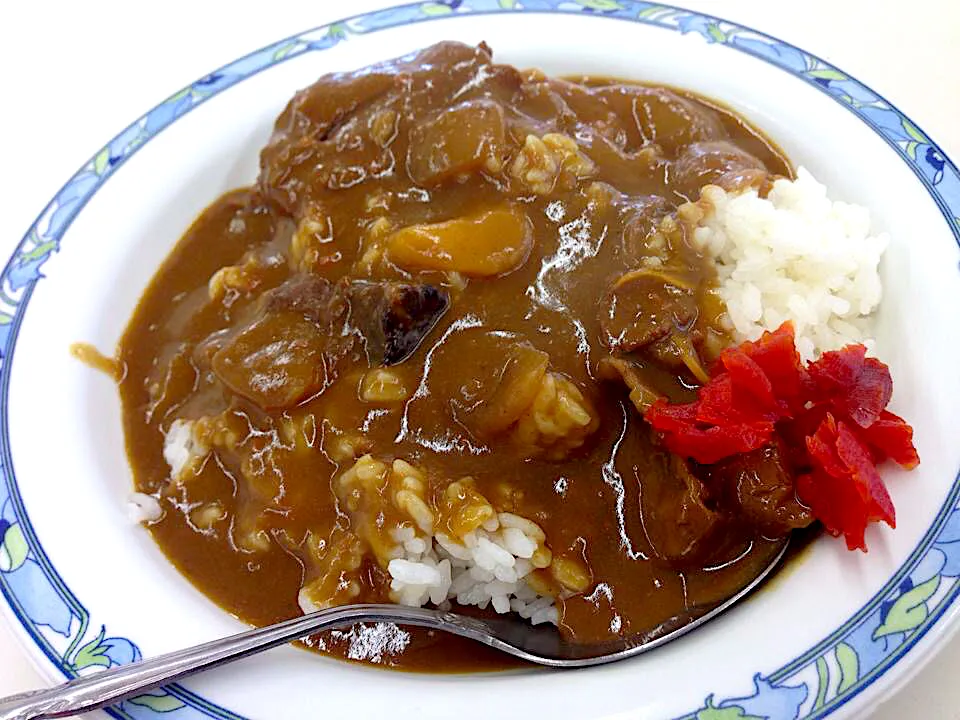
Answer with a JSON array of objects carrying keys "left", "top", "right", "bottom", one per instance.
[{"left": 1, "top": 2, "right": 958, "bottom": 718}]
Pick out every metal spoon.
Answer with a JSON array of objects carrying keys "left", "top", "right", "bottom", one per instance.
[{"left": 0, "top": 541, "right": 786, "bottom": 720}]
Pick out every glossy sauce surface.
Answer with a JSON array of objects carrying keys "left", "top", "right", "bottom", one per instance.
[{"left": 117, "top": 43, "right": 801, "bottom": 671}]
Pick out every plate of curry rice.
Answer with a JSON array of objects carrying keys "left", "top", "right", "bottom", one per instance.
[{"left": 1, "top": 3, "right": 958, "bottom": 719}]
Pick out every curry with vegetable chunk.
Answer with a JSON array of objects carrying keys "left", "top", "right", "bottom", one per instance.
[{"left": 113, "top": 41, "right": 817, "bottom": 672}]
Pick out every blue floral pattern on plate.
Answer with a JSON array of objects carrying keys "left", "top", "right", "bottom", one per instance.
[{"left": 1, "top": 3, "right": 958, "bottom": 718}]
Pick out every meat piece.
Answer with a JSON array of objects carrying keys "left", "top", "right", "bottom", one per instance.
[
  {"left": 210, "top": 277, "right": 350, "bottom": 409},
  {"left": 600, "top": 267, "right": 699, "bottom": 351},
  {"left": 264, "top": 275, "right": 349, "bottom": 327},
  {"left": 401, "top": 329, "right": 543, "bottom": 453},
  {"left": 348, "top": 281, "right": 449, "bottom": 365},
  {"left": 641, "top": 453, "right": 721, "bottom": 564},
  {"left": 706, "top": 443, "right": 814, "bottom": 536},
  {"left": 671, "top": 141, "right": 767, "bottom": 200},
  {"left": 407, "top": 99, "right": 507, "bottom": 185},
  {"left": 273, "top": 71, "right": 398, "bottom": 145},
  {"left": 596, "top": 356, "right": 663, "bottom": 413}
]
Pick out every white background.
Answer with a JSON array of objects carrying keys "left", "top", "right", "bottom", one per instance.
[{"left": 0, "top": 1, "right": 958, "bottom": 717}]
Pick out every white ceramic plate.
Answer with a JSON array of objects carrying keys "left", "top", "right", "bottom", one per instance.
[{"left": 2, "top": 3, "right": 959, "bottom": 718}]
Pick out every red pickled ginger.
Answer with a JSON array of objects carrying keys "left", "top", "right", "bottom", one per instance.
[{"left": 644, "top": 322, "right": 918, "bottom": 551}]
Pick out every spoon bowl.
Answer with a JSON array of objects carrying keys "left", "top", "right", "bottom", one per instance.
[{"left": 0, "top": 540, "right": 787, "bottom": 720}]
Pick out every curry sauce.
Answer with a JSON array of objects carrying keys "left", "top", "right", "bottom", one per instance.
[{"left": 115, "top": 42, "right": 807, "bottom": 671}]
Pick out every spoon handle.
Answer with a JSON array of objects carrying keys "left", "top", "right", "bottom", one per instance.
[{"left": 0, "top": 604, "right": 447, "bottom": 720}]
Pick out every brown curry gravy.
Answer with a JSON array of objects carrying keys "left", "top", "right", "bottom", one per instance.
[{"left": 115, "top": 42, "right": 799, "bottom": 672}]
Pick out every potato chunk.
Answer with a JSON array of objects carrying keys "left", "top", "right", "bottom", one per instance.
[
  {"left": 210, "top": 277, "right": 350, "bottom": 409},
  {"left": 460, "top": 342, "right": 550, "bottom": 437},
  {"left": 461, "top": 338, "right": 598, "bottom": 460},
  {"left": 407, "top": 99, "right": 507, "bottom": 185},
  {"left": 386, "top": 205, "right": 533, "bottom": 277},
  {"left": 211, "top": 313, "right": 329, "bottom": 409},
  {"left": 405, "top": 329, "right": 597, "bottom": 460}
]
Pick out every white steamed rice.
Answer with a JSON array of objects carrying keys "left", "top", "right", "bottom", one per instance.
[
  {"left": 127, "top": 491, "right": 162, "bottom": 523},
  {"left": 383, "top": 517, "right": 559, "bottom": 626},
  {"left": 162, "top": 418, "right": 207, "bottom": 480},
  {"left": 692, "top": 167, "right": 887, "bottom": 361},
  {"left": 129, "top": 420, "right": 198, "bottom": 524}
]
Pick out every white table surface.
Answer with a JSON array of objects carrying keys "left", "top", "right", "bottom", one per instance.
[{"left": 0, "top": 1, "right": 958, "bottom": 717}]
